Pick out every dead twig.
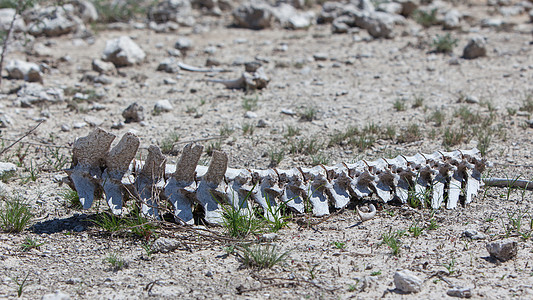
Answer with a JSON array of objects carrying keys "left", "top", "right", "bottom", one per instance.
[
  {"left": 0, "top": 0, "right": 20, "bottom": 86},
  {"left": 483, "top": 178, "right": 533, "bottom": 190},
  {"left": 0, "top": 121, "right": 43, "bottom": 157},
  {"left": 0, "top": 138, "right": 70, "bottom": 149},
  {"left": 236, "top": 273, "right": 337, "bottom": 294}
]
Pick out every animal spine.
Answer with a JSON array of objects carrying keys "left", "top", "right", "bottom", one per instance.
[{"left": 65, "top": 129, "right": 487, "bottom": 225}]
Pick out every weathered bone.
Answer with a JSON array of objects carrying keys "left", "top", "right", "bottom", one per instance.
[
  {"left": 208, "top": 66, "right": 270, "bottom": 90},
  {"left": 356, "top": 204, "right": 377, "bottom": 222},
  {"left": 103, "top": 132, "right": 140, "bottom": 214},
  {"left": 65, "top": 129, "right": 488, "bottom": 226},
  {"left": 67, "top": 128, "right": 115, "bottom": 209},
  {"left": 165, "top": 143, "right": 203, "bottom": 224},
  {"left": 177, "top": 61, "right": 225, "bottom": 73}
]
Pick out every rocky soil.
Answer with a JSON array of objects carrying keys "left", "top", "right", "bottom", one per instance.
[{"left": 0, "top": 0, "right": 532, "bottom": 299}]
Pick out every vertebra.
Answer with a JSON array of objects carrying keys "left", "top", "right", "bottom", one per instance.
[{"left": 65, "top": 129, "right": 487, "bottom": 225}]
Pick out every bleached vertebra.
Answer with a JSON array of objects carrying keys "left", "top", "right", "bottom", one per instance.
[{"left": 65, "top": 129, "right": 487, "bottom": 225}]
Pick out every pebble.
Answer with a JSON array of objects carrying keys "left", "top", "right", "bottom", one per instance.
[
  {"left": 447, "top": 286, "right": 472, "bottom": 298},
  {"left": 175, "top": 37, "right": 193, "bottom": 51},
  {"left": 281, "top": 109, "right": 296, "bottom": 116},
  {"left": 66, "top": 278, "right": 82, "bottom": 285},
  {"left": 465, "top": 95, "right": 480, "bottom": 104},
  {"left": 393, "top": 270, "right": 422, "bottom": 293},
  {"left": 0, "top": 162, "right": 16, "bottom": 177},
  {"left": 313, "top": 53, "right": 328, "bottom": 61},
  {"left": 84, "top": 116, "right": 104, "bottom": 127},
  {"left": 152, "top": 237, "right": 181, "bottom": 253},
  {"left": 154, "top": 99, "right": 173, "bottom": 113},
  {"left": 73, "top": 122, "right": 87, "bottom": 129},
  {"left": 163, "top": 78, "right": 177, "bottom": 85},
  {"left": 244, "top": 111, "right": 257, "bottom": 118},
  {"left": 41, "top": 291, "right": 70, "bottom": 300},
  {"left": 260, "top": 233, "right": 279, "bottom": 242},
  {"left": 463, "top": 229, "right": 486, "bottom": 240},
  {"left": 486, "top": 239, "right": 517, "bottom": 262},
  {"left": 257, "top": 119, "right": 268, "bottom": 128}
]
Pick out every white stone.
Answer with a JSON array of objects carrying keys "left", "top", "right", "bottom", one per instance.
[
  {"left": 6, "top": 60, "right": 42, "bottom": 82},
  {"left": 41, "top": 291, "right": 70, "bottom": 300},
  {"left": 154, "top": 100, "right": 173, "bottom": 113},
  {"left": 394, "top": 270, "right": 422, "bottom": 293},
  {"left": 0, "top": 162, "right": 16, "bottom": 177},
  {"left": 152, "top": 237, "right": 181, "bottom": 253},
  {"left": 0, "top": 8, "right": 25, "bottom": 32},
  {"left": 92, "top": 59, "right": 116, "bottom": 75},
  {"left": 102, "top": 36, "right": 146, "bottom": 67}
]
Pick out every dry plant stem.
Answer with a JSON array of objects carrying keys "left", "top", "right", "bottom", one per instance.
[
  {"left": 483, "top": 178, "right": 533, "bottom": 190},
  {"left": 0, "top": 138, "right": 71, "bottom": 149},
  {"left": 0, "top": 121, "right": 43, "bottom": 157},
  {"left": 236, "top": 274, "right": 337, "bottom": 294},
  {"left": 0, "top": 0, "right": 20, "bottom": 86}
]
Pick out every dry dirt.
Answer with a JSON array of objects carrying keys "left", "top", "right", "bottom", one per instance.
[{"left": 0, "top": 1, "right": 533, "bottom": 299}]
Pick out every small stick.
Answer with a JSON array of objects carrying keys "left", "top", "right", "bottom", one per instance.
[
  {"left": 0, "top": 121, "right": 43, "bottom": 156},
  {"left": 0, "top": 138, "right": 70, "bottom": 149},
  {"left": 483, "top": 178, "right": 533, "bottom": 190}
]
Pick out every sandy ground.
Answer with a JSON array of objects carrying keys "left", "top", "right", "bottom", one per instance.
[{"left": 0, "top": 0, "right": 533, "bottom": 299}]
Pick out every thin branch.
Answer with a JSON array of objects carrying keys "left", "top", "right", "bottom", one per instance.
[
  {"left": 0, "top": 0, "right": 21, "bottom": 86},
  {"left": 483, "top": 178, "right": 533, "bottom": 190},
  {"left": 0, "top": 121, "right": 43, "bottom": 157},
  {"left": 0, "top": 138, "right": 70, "bottom": 149}
]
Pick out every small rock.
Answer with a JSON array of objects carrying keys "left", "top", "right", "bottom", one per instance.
[
  {"left": 463, "top": 229, "right": 486, "bottom": 240},
  {"left": 443, "top": 9, "right": 461, "bottom": 30},
  {"left": 73, "top": 122, "right": 87, "bottom": 129},
  {"left": 244, "top": 111, "right": 257, "bottom": 118},
  {"left": 0, "top": 162, "right": 17, "bottom": 177},
  {"left": 232, "top": 2, "right": 274, "bottom": 29},
  {"left": 377, "top": 2, "right": 402, "bottom": 14},
  {"left": 94, "top": 75, "right": 112, "bottom": 85},
  {"left": 152, "top": 237, "right": 181, "bottom": 253},
  {"left": 6, "top": 60, "right": 42, "bottom": 83},
  {"left": 61, "top": 124, "right": 71, "bottom": 132},
  {"left": 92, "top": 59, "right": 116, "bottom": 75},
  {"left": 481, "top": 18, "right": 503, "bottom": 28},
  {"left": 154, "top": 99, "right": 173, "bottom": 113},
  {"left": 122, "top": 103, "right": 145, "bottom": 123},
  {"left": 0, "top": 8, "right": 26, "bottom": 32},
  {"left": 313, "top": 53, "right": 328, "bottom": 61},
  {"left": 393, "top": 270, "right": 422, "bottom": 293},
  {"left": 157, "top": 58, "right": 179, "bottom": 73},
  {"left": 163, "top": 78, "right": 177, "bottom": 85},
  {"left": 447, "top": 286, "right": 472, "bottom": 298},
  {"left": 111, "top": 122, "right": 125, "bottom": 129},
  {"left": 167, "top": 49, "right": 182, "bottom": 57},
  {"left": 464, "top": 95, "right": 479, "bottom": 104},
  {"left": 260, "top": 233, "right": 278, "bottom": 242},
  {"left": 66, "top": 278, "right": 82, "bottom": 285},
  {"left": 41, "top": 291, "right": 70, "bottom": 300},
  {"left": 281, "top": 109, "right": 296, "bottom": 116},
  {"left": 102, "top": 36, "right": 146, "bottom": 67},
  {"left": 84, "top": 116, "right": 103, "bottom": 127},
  {"left": 486, "top": 239, "right": 517, "bottom": 262},
  {"left": 206, "top": 58, "right": 221, "bottom": 66},
  {"left": 257, "top": 119, "right": 268, "bottom": 128},
  {"left": 33, "top": 42, "right": 54, "bottom": 57},
  {"left": 175, "top": 37, "right": 193, "bottom": 51},
  {"left": 17, "top": 83, "right": 64, "bottom": 106},
  {"left": 463, "top": 36, "right": 487, "bottom": 59},
  {"left": 205, "top": 271, "right": 213, "bottom": 277}
]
